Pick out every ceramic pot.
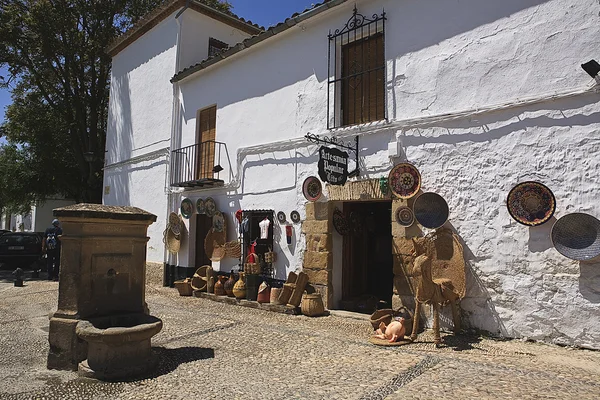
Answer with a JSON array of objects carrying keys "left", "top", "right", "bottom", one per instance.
[
  {"left": 301, "top": 293, "right": 325, "bottom": 317},
  {"left": 257, "top": 281, "right": 271, "bottom": 303},
  {"left": 270, "top": 287, "right": 283, "bottom": 304},
  {"left": 214, "top": 276, "right": 226, "bottom": 296},
  {"left": 233, "top": 272, "right": 246, "bottom": 299},
  {"left": 224, "top": 271, "right": 236, "bottom": 297}
]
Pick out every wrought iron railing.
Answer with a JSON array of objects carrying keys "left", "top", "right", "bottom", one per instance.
[{"left": 170, "top": 141, "right": 233, "bottom": 187}]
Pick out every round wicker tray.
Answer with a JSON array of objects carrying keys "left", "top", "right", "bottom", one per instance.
[{"left": 551, "top": 213, "right": 600, "bottom": 261}]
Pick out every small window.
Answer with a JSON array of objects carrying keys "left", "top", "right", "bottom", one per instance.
[
  {"left": 328, "top": 7, "right": 386, "bottom": 129},
  {"left": 208, "top": 37, "right": 228, "bottom": 58}
]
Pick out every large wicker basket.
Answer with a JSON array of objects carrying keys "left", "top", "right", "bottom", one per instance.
[
  {"left": 174, "top": 278, "right": 193, "bottom": 296},
  {"left": 244, "top": 253, "right": 260, "bottom": 274}
]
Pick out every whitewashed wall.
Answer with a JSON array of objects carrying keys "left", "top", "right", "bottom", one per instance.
[
  {"left": 175, "top": 0, "right": 600, "bottom": 348},
  {"left": 180, "top": 11, "right": 253, "bottom": 71}
]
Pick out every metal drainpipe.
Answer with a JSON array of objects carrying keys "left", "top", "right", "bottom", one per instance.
[{"left": 163, "top": 4, "right": 187, "bottom": 286}]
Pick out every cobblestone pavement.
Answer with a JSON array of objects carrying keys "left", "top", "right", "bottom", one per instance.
[{"left": 0, "top": 268, "right": 599, "bottom": 400}]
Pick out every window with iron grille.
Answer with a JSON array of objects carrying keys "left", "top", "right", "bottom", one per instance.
[
  {"left": 208, "top": 37, "right": 228, "bottom": 58},
  {"left": 328, "top": 7, "right": 386, "bottom": 129}
]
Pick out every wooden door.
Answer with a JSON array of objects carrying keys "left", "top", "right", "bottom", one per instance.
[{"left": 196, "top": 106, "right": 216, "bottom": 179}]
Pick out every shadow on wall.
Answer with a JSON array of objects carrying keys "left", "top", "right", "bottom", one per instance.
[
  {"left": 580, "top": 259, "right": 600, "bottom": 303},
  {"left": 445, "top": 222, "right": 509, "bottom": 337},
  {"left": 527, "top": 216, "right": 556, "bottom": 253},
  {"left": 399, "top": 91, "right": 600, "bottom": 149}
]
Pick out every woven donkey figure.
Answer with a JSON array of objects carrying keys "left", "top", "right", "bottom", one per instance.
[{"left": 410, "top": 238, "right": 462, "bottom": 346}]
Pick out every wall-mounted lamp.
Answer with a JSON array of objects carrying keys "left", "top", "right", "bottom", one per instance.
[
  {"left": 212, "top": 164, "right": 224, "bottom": 173},
  {"left": 581, "top": 60, "right": 600, "bottom": 84}
]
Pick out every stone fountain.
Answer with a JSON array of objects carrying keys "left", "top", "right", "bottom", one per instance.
[{"left": 47, "top": 204, "right": 162, "bottom": 380}]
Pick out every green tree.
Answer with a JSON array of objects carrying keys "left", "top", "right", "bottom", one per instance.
[{"left": 0, "top": 0, "right": 232, "bottom": 211}]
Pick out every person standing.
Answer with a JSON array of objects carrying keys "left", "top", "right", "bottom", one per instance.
[{"left": 43, "top": 219, "right": 62, "bottom": 281}]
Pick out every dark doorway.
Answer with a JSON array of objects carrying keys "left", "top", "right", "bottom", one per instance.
[
  {"left": 195, "top": 214, "right": 212, "bottom": 267},
  {"left": 341, "top": 201, "right": 392, "bottom": 313}
]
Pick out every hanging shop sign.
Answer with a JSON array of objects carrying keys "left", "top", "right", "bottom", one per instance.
[
  {"left": 318, "top": 146, "right": 349, "bottom": 185},
  {"left": 306, "top": 133, "right": 359, "bottom": 185}
]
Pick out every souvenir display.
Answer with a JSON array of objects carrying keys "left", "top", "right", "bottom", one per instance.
[
  {"left": 303, "top": 176, "right": 322, "bottom": 202},
  {"left": 396, "top": 206, "right": 415, "bottom": 227},
  {"left": 180, "top": 198, "right": 193, "bottom": 219},
  {"left": 205, "top": 197, "right": 217, "bottom": 217},
  {"left": 507, "top": 181, "right": 556, "bottom": 226},
  {"left": 413, "top": 192, "right": 449, "bottom": 229},
  {"left": 195, "top": 198, "right": 205, "bottom": 214},
  {"left": 388, "top": 163, "right": 421, "bottom": 199},
  {"left": 290, "top": 210, "right": 301, "bottom": 224},
  {"left": 551, "top": 213, "right": 600, "bottom": 261},
  {"left": 332, "top": 207, "right": 350, "bottom": 236},
  {"left": 212, "top": 211, "right": 225, "bottom": 232},
  {"left": 277, "top": 211, "right": 286, "bottom": 223}
]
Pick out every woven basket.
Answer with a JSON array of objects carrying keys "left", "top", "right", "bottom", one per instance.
[
  {"left": 264, "top": 250, "right": 276, "bottom": 263},
  {"left": 244, "top": 253, "right": 260, "bottom": 274},
  {"left": 174, "top": 279, "right": 193, "bottom": 296},
  {"left": 163, "top": 226, "right": 181, "bottom": 254},
  {"left": 204, "top": 231, "right": 226, "bottom": 260},
  {"left": 191, "top": 265, "right": 210, "bottom": 291},
  {"left": 211, "top": 243, "right": 226, "bottom": 261},
  {"left": 224, "top": 241, "right": 241, "bottom": 259}
]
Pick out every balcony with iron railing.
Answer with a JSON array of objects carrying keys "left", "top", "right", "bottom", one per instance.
[{"left": 170, "top": 141, "right": 233, "bottom": 188}]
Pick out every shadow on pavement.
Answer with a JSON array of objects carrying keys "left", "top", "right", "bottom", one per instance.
[
  {"left": 105, "top": 346, "right": 216, "bottom": 383},
  {"left": 439, "top": 333, "right": 484, "bottom": 351}
]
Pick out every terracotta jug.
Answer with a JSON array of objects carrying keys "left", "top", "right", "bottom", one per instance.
[
  {"left": 214, "top": 276, "right": 226, "bottom": 296},
  {"left": 257, "top": 281, "right": 271, "bottom": 303},
  {"left": 224, "top": 271, "right": 236, "bottom": 297},
  {"left": 233, "top": 272, "right": 246, "bottom": 299}
]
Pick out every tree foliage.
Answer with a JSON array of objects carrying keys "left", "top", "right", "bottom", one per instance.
[{"left": 0, "top": 0, "right": 232, "bottom": 213}]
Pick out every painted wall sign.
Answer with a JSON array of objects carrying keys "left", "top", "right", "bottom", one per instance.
[{"left": 318, "top": 146, "right": 349, "bottom": 185}]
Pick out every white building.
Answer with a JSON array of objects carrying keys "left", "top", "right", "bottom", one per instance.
[{"left": 104, "top": 0, "right": 600, "bottom": 349}]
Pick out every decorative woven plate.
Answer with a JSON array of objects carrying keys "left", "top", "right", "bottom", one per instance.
[
  {"left": 180, "top": 198, "right": 193, "bottom": 219},
  {"left": 303, "top": 176, "right": 322, "bottom": 202},
  {"left": 507, "top": 181, "right": 556, "bottom": 226},
  {"left": 551, "top": 213, "right": 600, "bottom": 261},
  {"left": 396, "top": 206, "right": 414, "bottom": 227},
  {"left": 277, "top": 211, "right": 286, "bottom": 223},
  {"left": 332, "top": 207, "right": 350, "bottom": 236},
  {"left": 388, "top": 163, "right": 421, "bottom": 199},
  {"left": 212, "top": 211, "right": 225, "bottom": 232},
  {"left": 196, "top": 198, "right": 206, "bottom": 214},
  {"left": 290, "top": 210, "right": 301, "bottom": 224},
  {"left": 205, "top": 197, "right": 217, "bottom": 217},
  {"left": 413, "top": 192, "right": 449, "bottom": 229}
]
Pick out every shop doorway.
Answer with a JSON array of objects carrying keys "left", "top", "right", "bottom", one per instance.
[
  {"left": 195, "top": 214, "right": 212, "bottom": 267},
  {"left": 341, "top": 201, "right": 393, "bottom": 313}
]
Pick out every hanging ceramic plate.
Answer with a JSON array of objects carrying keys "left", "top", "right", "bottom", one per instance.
[
  {"left": 388, "top": 163, "right": 421, "bottom": 199},
  {"left": 277, "top": 211, "right": 286, "bottom": 224},
  {"left": 551, "top": 213, "right": 600, "bottom": 261},
  {"left": 507, "top": 181, "right": 556, "bottom": 226},
  {"left": 303, "top": 176, "right": 322, "bottom": 202},
  {"left": 332, "top": 207, "right": 350, "bottom": 236},
  {"left": 396, "top": 206, "right": 415, "bottom": 227},
  {"left": 196, "top": 198, "right": 206, "bottom": 214},
  {"left": 212, "top": 211, "right": 225, "bottom": 233},
  {"left": 413, "top": 192, "right": 449, "bottom": 229},
  {"left": 290, "top": 210, "right": 301, "bottom": 224},
  {"left": 180, "top": 198, "right": 194, "bottom": 219},
  {"left": 205, "top": 197, "right": 217, "bottom": 217}
]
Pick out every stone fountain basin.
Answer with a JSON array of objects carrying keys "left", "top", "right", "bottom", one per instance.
[
  {"left": 76, "top": 313, "right": 162, "bottom": 344},
  {"left": 75, "top": 313, "right": 163, "bottom": 380}
]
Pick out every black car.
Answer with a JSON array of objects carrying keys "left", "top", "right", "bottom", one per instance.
[{"left": 0, "top": 232, "right": 45, "bottom": 269}]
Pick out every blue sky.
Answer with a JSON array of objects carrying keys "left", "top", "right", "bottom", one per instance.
[{"left": 0, "top": 0, "right": 316, "bottom": 130}]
